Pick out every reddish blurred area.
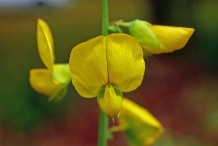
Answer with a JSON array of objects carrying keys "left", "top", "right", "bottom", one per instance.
[
  {"left": 139, "top": 55, "right": 218, "bottom": 145},
  {"left": 1, "top": 0, "right": 218, "bottom": 145},
  {"left": 1, "top": 54, "right": 218, "bottom": 146}
]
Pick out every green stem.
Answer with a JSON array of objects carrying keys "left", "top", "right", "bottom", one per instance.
[
  {"left": 102, "top": 0, "right": 109, "bottom": 36},
  {"left": 98, "top": 0, "right": 109, "bottom": 146},
  {"left": 98, "top": 110, "right": 108, "bottom": 146}
]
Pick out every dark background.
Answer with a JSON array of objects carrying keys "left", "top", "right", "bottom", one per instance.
[{"left": 0, "top": 0, "right": 218, "bottom": 145}]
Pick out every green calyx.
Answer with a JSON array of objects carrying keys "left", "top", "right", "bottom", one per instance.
[
  {"left": 121, "top": 19, "right": 161, "bottom": 50},
  {"left": 53, "top": 64, "right": 71, "bottom": 83},
  {"left": 49, "top": 63, "right": 71, "bottom": 102}
]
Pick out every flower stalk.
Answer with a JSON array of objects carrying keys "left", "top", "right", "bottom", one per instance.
[
  {"left": 102, "top": 0, "right": 109, "bottom": 36},
  {"left": 98, "top": 0, "right": 109, "bottom": 146}
]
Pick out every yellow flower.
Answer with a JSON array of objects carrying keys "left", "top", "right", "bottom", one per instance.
[
  {"left": 119, "top": 19, "right": 195, "bottom": 54},
  {"left": 29, "top": 19, "right": 71, "bottom": 101},
  {"left": 110, "top": 98, "right": 164, "bottom": 146},
  {"left": 69, "top": 34, "right": 145, "bottom": 117}
]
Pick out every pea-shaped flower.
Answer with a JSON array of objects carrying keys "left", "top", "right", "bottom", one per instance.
[
  {"left": 69, "top": 34, "right": 145, "bottom": 117},
  {"left": 29, "top": 19, "right": 71, "bottom": 101},
  {"left": 118, "top": 19, "right": 194, "bottom": 54},
  {"left": 110, "top": 98, "right": 164, "bottom": 146}
]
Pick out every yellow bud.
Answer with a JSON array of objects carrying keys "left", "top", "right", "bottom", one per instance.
[
  {"left": 145, "top": 25, "right": 195, "bottom": 54},
  {"left": 120, "top": 19, "right": 194, "bottom": 54},
  {"left": 97, "top": 84, "right": 123, "bottom": 117},
  {"left": 119, "top": 98, "right": 164, "bottom": 146}
]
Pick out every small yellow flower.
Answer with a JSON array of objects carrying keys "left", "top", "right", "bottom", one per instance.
[
  {"left": 119, "top": 19, "right": 195, "bottom": 54},
  {"left": 69, "top": 34, "right": 145, "bottom": 117},
  {"left": 110, "top": 98, "right": 164, "bottom": 146},
  {"left": 29, "top": 19, "right": 71, "bottom": 101}
]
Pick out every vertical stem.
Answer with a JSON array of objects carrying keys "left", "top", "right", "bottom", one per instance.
[
  {"left": 102, "top": 0, "right": 109, "bottom": 36},
  {"left": 98, "top": 110, "right": 108, "bottom": 146},
  {"left": 98, "top": 0, "right": 109, "bottom": 146}
]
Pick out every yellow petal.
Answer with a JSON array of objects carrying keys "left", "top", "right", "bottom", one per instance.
[
  {"left": 105, "top": 34, "right": 145, "bottom": 92},
  {"left": 142, "top": 25, "right": 195, "bottom": 54},
  {"left": 120, "top": 98, "right": 164, "bottom": 146},
  {"left": 37, "top": 19, "right": 55, "bottom": 72},
  {"left": 69, "top": 36, "right": 108, "bottom": 98},
  {"left": 97, "top": 84, "right": 123, "bottom": 117},
  {"left": 70, "top": 34, "right": 145, "bottom": 97},
  {"left": 29, "top": 69, "right": 61, "bottom": 96}
]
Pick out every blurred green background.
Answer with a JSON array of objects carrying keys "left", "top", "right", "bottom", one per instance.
[{"left": 0, "top": 0, "right": 218, "bottom": 145}]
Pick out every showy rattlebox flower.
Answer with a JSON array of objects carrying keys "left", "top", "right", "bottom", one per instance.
[
  {"left": 110, "top": 98, "right": 164, "bottom": 146},
  {"left": 29, "top": 19, "right": 71, "bottom": 101},
  {"left": 69, "top": 34, "right": 145, "bottom": 117},
  {"left": 113, "top": 19, "right": 194, "bottom": 55}
]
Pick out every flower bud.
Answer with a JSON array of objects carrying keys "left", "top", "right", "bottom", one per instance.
[
  {"left": 120, "top": 19, "right": 194, "bottom": 54},
  {"left": 110, "top": 98, "right": 164, "bottom": 146}
]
